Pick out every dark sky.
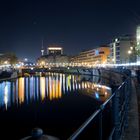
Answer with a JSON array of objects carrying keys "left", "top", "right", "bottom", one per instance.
[{"left": 0, "top": 0, "right": 140, "bottom": 62}]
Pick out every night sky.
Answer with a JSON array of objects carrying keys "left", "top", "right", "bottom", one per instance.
[{"left": 0, "top": 0, "right": 140, "bottom": 62}]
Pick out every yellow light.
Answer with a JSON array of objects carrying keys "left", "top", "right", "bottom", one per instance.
[
  {"left": 18, "top": 77, "right": 24, "bottom": 104},
  {"left": 58, "top": 80, "right": 62, "bottom": 98},
  {"left": 40, "top": 77, "right": 45, "bottom": 100},
  {"left": 52, "top": 79, "right": 55, "bottom": 99},
  {"left": 48, "top": 47, "right": 62, "bottom": 50},
  {"left": 128, "top": 50, "right": 132, "bottom": 54},
  {"left": 41, "top": 61, "right": 45, "bottom": 65},
  {"left": 4, "top": 61, "right": 8, "bottom": 64},
  {"left": 105, "top": 92, "right": 107, "bottom": 95}
]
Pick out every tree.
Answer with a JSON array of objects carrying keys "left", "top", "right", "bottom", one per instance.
[
  {"left": 4, "top": 53, "right": 18, "bottom": 65},
  {"left": 136, "top": 49, "right": 140, "bottom": 56}
]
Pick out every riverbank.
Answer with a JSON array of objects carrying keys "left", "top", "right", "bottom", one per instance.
[{"left": 0, "top": 71, "right": 18, "bottom": 82}]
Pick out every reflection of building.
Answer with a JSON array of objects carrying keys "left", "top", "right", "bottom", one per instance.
[
  {"left": 0, "top": 73, "right": 111, "bottom": 110},
  {"left": 40, "top": 77, "right": 45, "bottom": 100},
  {"left": 37, "top": 46, "right": 69, "bottom": 67},
  {"left": 110, "top": 35, "right": 136, "bottom": 64},
  {"left": 71, "top": 46, "right": 110, "bottom": 65},
  {"left": 18, "top": 77, "right": 24, "bottom": 103}
]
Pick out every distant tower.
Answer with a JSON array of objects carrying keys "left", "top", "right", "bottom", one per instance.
[{"left": 41, "top": 40, "right": 44, "bottom": 56}]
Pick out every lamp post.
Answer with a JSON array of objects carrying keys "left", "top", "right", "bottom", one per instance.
[
  {"left": 128, "top": 50, "right": 132, "bottom": 63},
  {"left": 4, "top": 61, "right": 8, "bottom": 65}
]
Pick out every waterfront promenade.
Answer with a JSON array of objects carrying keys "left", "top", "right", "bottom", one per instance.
[{"left": 123, "top": 77, "right": 139, "bottom": 140}]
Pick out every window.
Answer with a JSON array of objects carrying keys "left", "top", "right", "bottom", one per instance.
[
  {"left": 99, "top": 51, "right": 104, "bottom": 54},
  {"left": 116, "top": 43, "right": 120, "bottom": 46},
  {"left": 116, "top": 56, "right": 120, "bottom": 60},
  {"left": 116, "top": 47, "right": 120, "bottom": 50}
]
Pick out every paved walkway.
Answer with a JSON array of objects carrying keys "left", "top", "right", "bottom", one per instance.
[{"left": 122, "top": 78, "right": 139, "bottom": 140}]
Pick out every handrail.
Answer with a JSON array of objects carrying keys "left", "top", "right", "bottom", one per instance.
[
  {"left": 68, "top": 93, "right": 117, "bottom": 140},
  {"left": 68, "top": 109, "right": 101, "bottom": 140},
  {"left": 101, "top": 92, "right": 115, "bottom": 109},
  {"left": 68, "top": 75, "right": 131, "bottom": 140}
]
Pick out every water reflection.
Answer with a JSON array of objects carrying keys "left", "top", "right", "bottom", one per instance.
[
  {"left": 18, "top": 77, "right": 24, "bottom": 104},
  {"left": 0, "top": 73, "right": 111, "bottom": 110},
  {"left": 4, "top": 84, "right": 8, "bottom": 110},
  {"left": 40, "top": 77, "right": 45, "bottom": 100}
]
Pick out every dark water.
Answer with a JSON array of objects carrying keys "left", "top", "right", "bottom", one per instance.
[{"left": 0, "top": 73, "right": 111, "bottom": 140}]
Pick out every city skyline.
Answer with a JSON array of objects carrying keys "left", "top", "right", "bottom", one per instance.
[{"left": 0, "top": 0, "right": 140, "bottom": 62}]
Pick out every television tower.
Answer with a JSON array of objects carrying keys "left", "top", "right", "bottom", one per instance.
[{"left": 41, "top": 39, "right": 44, "bottom": 56}]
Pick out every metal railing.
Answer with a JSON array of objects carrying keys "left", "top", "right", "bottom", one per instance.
[{"left": 68, "top": 71, "right": 131, "bottom": 140}]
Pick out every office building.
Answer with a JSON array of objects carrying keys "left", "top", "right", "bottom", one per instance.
[
  {"left": 37, "top": 46, "right": 69, "bottom": 67},
  {"left": 136, "top": 26, "right": 140, "bottom": 61},
  {"left": 47, "top": 45, "right": 63, "bottom": 55},
  {"left": 110, "top": 35, "right": 136, "bottom": 64},
  {"left": 71, "top": 46, "right": 110, "bottom": 66}
]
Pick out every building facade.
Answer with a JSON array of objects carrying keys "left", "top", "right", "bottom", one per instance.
[
  {"left": 0, "top": 53, "right": 18, "bottom": 65},
  {"left": 47, "top": 45, "right": 63, "bottom": 55},
  {"left": 136, "top": 26, "right": 140, "bottom": 62},
  {"left": 37, "top": 46, "right": 69, "bottom": 67},
  {"left": 136, "top": 26, "right": 140, "bottom": 50},
  {"left": 71, "top": 46, "right": 110, "bottom": 66},
  {"left": 110, "top": 35, "right": 136, "bottom": 64}
]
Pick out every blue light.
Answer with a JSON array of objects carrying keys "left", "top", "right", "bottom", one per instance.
[
  {"left": 95, "top": 92, "right": 99, "bottom": 99},
  {"left": 95, "top": 50, "right": 99, "bottom": 56}
]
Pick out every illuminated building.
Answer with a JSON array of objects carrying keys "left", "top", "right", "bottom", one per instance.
[
  {"left": 136, "top": 26, "right": 140, "bottom": 50},
  {"left": 110, "top": 35, "right": 136, "bottom": 64},
  {"left": 37, "top": 45, "right": 69, "bottom": 67},
  {"left": 71, "top": 46, "right": 110, "bottom": 65},
  {"left": 0, "top": 53, "right": 18, "bottom": 65},
  {"left": 47, "top": 45, "right": 63, "bottom": 55},
  {"left": 136, "top": 26, "right": 140, "bottom": 61}
]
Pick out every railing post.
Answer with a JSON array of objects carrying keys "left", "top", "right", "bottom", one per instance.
[
  {"left": 112, "top": 90, "right": 120, "bottom": 140},
  {"left": 125, "top": 77, "right": 131, "bottom": 128},
  {"left": 99, "top": 109, "right": 103, "bottom": 140},
  {"left": 124, "top": 80, "right": 128, "bottom": 128}
]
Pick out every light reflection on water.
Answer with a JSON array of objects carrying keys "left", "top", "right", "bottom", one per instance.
[{"left": 0, "top": 73, "right": 111, "bottom": 110}]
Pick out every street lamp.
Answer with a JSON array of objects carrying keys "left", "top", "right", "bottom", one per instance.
[
  {"left": 128, "top": 50, "right": 132, "bottom": 54},
  {"left": 24, "top": 58, "right": 28, "bottom": 62},
  {"left": 41, "top": 61, "right": 45, "bottom": 65},
  {"left": 112, "top": 58, "right": 115, "bottom": 64},
  {"left": 4, "top": 61, "right": 8, "bottom": 65},
  {"left": 128, "top": 50, "right": 132, "bottom": 63}
]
